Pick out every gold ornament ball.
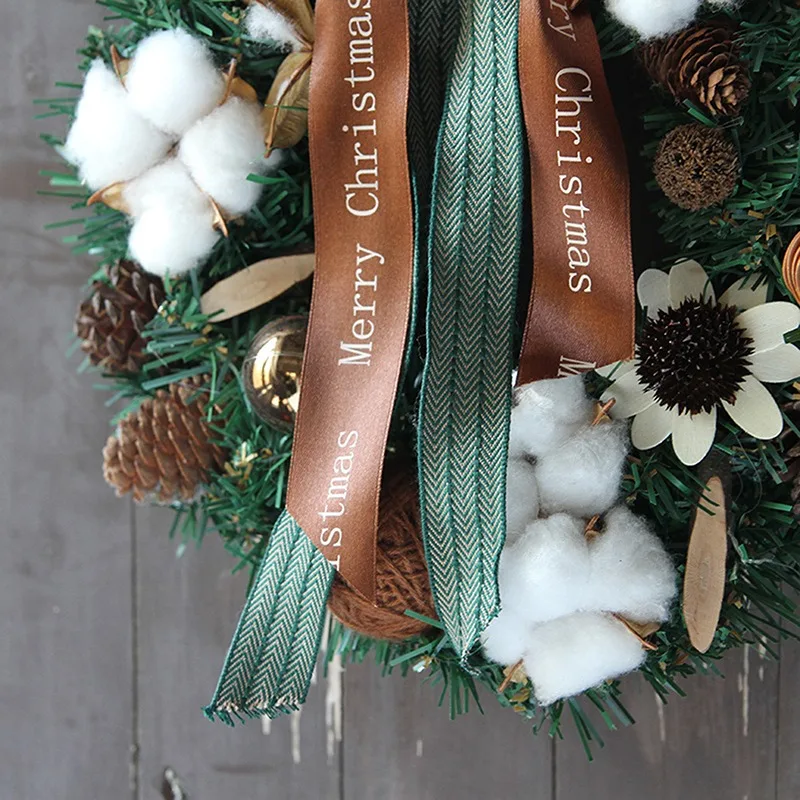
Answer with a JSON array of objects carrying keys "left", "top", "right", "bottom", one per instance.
[{"left": 243, "top": 316, "right": 307, "bottom": 431}]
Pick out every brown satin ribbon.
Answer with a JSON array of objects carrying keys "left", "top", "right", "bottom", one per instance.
[
  {"left": 285, "top": 0, "right": 413, "bottom": 601},
  {"left": 517, "top": 0, "right": 635, "bottom": 383}
]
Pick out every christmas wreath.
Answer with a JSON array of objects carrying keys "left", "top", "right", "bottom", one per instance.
[{"left": 43, "top": 0, "right": 800, "bottom": 755}]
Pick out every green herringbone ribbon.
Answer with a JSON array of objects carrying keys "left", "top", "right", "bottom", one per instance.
[
  {"left": 205, "top": 512, "right": 333, "bottom": 722},
  {"left": 206, "top": 0, "right": 461, "bottom": 723},
  {"left": 418, "top": 0, "right": 523, "bottom": 659}
]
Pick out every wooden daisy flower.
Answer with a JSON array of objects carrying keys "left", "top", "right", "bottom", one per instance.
[{"left": 599, "top": 260, "right": 800, "bottom": 466}]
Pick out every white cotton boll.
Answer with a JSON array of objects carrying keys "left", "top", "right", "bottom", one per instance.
[
  {"left": 606, "top": 0, "right": 701, "bottom": 38},
  {"left": 246, "top": 2, "right": 304, "bottom": 51},
  {"left": 124, "top": 160, "right": 219, "bottom": 276},
  {"left": 509, "top": 376, "right": 592, "bottom": 460},
  {"left": 125, "top": 29, "right": 225, "bottom": 136},
  {"left": 505, "top": 457, "right": 540, "bottom": 546},
  {"left": 62, "top": 60, "right": 171, "bottom": 190},
  {"left": 129, "top": 208, "right": 219, "bottom": 277},
  {"left": 524, "top": 613, "right": 646, "bottom": 706},
  {"left": 179, "top": 98, "right": 268, "bottom": 216},
  {"left": 587, "top": 506, "right": 677, "bottom": 624},
  {"left": 124, "top": 159, "right": 205, "bottom": 216},
  {"left": 536, "top": 421, "right": 629, "bottom": 517},
  {"left": 499, "top": 514, "right": 591, "bottom": 625},
  {"left": 481, "top": 607, "right": 532, "bottom": 666}
]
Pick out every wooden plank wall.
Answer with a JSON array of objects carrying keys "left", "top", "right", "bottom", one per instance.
[{"left": 2, "top": 0, "right": 797, "bottom": 797}]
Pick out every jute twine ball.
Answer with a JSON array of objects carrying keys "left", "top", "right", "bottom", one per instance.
[
  {"left": 327, "top": 465, "right": 437, "bottom": 641},
  {"left": 653, "top": 123, "right": 740, "bottom": 211}
]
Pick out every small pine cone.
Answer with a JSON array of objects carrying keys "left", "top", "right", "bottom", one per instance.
[
  {"left": 103, "top": 375, "right": 226, "bottom": 503},
  {"left": 75, "top": 260, "right": 165, "bottom": 374},
  {"left": 640, "top": 22, "right": 750, "bottom": 117},
  {"left": 653, "top": 123, "right": 740, "bottom": 211},
  {"left": 781, "top": 400, "right": 800, "bottom": 517}
]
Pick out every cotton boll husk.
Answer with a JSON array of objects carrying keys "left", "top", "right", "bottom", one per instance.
[
  {"left": 246, "top": 3, "right": 305, "bottom": 51},
  {"left": 499, "top": 514, "right": 591, "bottom": 625},
  {"left": 62, "top": 60, "right": 171, "bottom": 190},
  {"left": 524, "top": 613, "right": 646, "bottom": 706},
  {"left": 125, "top": 29, "right": 225, "bottom": 136},
  {"left": 587, "top": 506, "right": 677, "bottom": 624},
  {"left": 536, "top": 421, "right": 629, "bottom": 517},
  {"left": 481, "top": 607, "right": 532, "bottom": 666},
  {"left": 606, "top": 0, "right": 700, "bottom": 38},
  {"left": 124, "top": 160, "right": 219, "bottom": 276},
  {"left": 179, "top": 98, "right": 268, "bottom": 216},
  {"left": 509, "top": 376, "right": 592, "bottom": 459},
  {"left": 505, "top": 457, "right": 540, "bottom": 546}
]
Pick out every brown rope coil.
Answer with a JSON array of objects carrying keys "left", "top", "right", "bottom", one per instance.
[{"left": 327, "top": 464, "right": 437, "bottom": 641}]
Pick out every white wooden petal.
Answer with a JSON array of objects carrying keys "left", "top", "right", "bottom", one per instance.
[
  {"left": 748, "top": 344, "right": 800, "bottom": 384},
  {"left": 669, "top": 260, "right": 715, "bottom": 307},
  {"left": 637, "top": 269, "right": 670, "bottom": 318},
  {"left": 631, "top": 402, "right": 675, "bottom": 450},
  {"left": 722, "top": 375, "right": 783, "bottom": 440},
  {"left": 736, "top": 302, "right": 800, "bottom": 353},
  {"left": 719, "top": 278, "right": 769, "bottom": 312},
  {"left": 595, "top": 359, "right": 637, "bottom": 379},
  {"left": 600, "top": 368, "right": 656, "bottom": 419},
  {"left": 671, "top": 407, "right": 717, "bottom": 466}
]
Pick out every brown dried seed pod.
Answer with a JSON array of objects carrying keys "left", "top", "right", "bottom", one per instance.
[{"left": 653, "top": 123, "right": 740, "bottom": 211}]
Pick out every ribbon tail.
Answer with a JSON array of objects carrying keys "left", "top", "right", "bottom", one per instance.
[
  {"left": 418, "top": 0, "right": 524, "bottom": 659},
  {"left": 205, "top": 512, "right": 333, "bottom": 723},
  {"left": 516, "top": 0, "right": 635, "bottom": 383}
]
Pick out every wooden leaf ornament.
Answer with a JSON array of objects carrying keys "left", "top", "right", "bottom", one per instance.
[
  {"left": 264, "top": 51, "right": 312, "bottom": 152},
  {"left": 200, "top": 252, "right": 315, "bottom": 321},
  {"left": 781, "top": 230, "right": 800, "bottom": 305},
  {"left": 683, "top": 474, "right": 728, "bottom": 653}
]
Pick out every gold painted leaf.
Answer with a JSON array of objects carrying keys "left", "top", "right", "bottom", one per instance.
[{"left": 264, "top": 51, "right": 311, "bottom": 151}]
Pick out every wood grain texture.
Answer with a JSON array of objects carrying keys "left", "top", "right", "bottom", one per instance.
[
  {"left": 135, "top": 506, "right": 341, "bottom": 800},
  {"left": 0, "top": 0, "right": 134, "bottom": 796},
  {"left": 777, "top": 608, "right": 800, "bottom": 800},
  {"left": 343, "top": 662, "right": 553, "bottom": 800},
  {"left": 555, "top": 649, "right": 779, "bottom": 800}
]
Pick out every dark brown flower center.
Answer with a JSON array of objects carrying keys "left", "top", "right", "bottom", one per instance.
[{"left": 637, "top": 298, "right": 754, "bottom": 415}]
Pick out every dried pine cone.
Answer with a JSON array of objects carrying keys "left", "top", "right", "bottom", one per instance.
[
  {"left": 75, "top": 260, "right": 164, "bottom": 374},
  {"left": 103, "top": 375, "right": 226, "bottom": 503},
  {"left": 641, "top": 22, "right": 750, "bottom": 117},
  {"left": 653, "top": 123, "right": 740, "bottom": 211},
  {"left": 781, "top": 400, "right": 800, "bottom": 517}
]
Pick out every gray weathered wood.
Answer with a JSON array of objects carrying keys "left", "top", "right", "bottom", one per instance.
[
  {"left": 135, "top": 506, "right": 341, "bottom": 799},
  {"left": 343, "top": 661, "right": 553, "bottom": 800},
  {"left": 0, "top": 0, "right": 134, "bottom": 796},
  {"left": 778, "top": 621, "right": 800, "bottom": 799},
  {"left": 556, "top": 648, "right": 779, "bottom": 800}
]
